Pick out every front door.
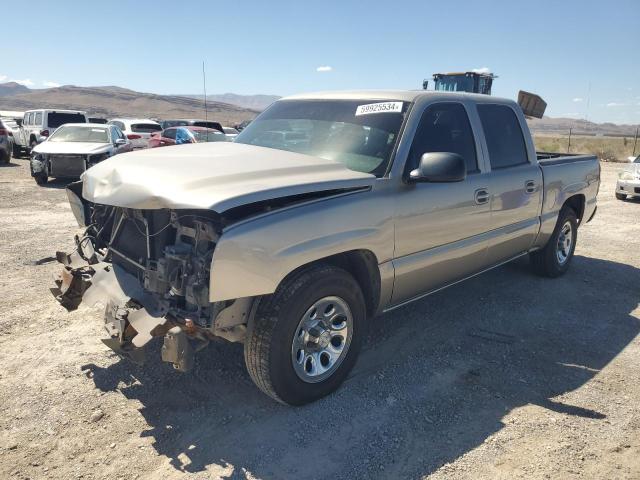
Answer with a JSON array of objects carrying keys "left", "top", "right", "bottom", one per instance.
[{"left": 391, "top": 102, "right": 493, "bottom": 305}]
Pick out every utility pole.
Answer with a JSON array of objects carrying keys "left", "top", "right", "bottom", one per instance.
[
  {"left": 634, "top": 127, "right": 638, "bottom": 156},
  {"left": 567, "top": 128, "right": 572, "bottom": 153}
]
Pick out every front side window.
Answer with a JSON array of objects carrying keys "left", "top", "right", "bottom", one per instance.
[
  {"left": 235, "top": 99, "right": 408, "bottom": 176},
  {"left": 35, "top": 112, "right": 43, "bottom": 126},
  {"left": 408, "top": 103, "right": 478, "bottom": 174},
  {"left": 478, "top": 104, "right": 528, "bottom": 169}
]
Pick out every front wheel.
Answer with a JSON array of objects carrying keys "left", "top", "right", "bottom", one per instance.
[
  {"left": 34, "top": 173, "right": 48, "bottom": 185},
  {"left": 530, "top": 206, "right": 578, "bottom": 278},
  {"left": 615, "top": 192, "right": 627, "bottom": 201},
  {"left": 244, "top": 264, "right": 366, "bottom": 405}
]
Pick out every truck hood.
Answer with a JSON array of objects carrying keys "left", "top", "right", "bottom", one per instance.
[
  {"left": 81, "top": 142, "right": 375, "bottom": 211},
  {"left": 33, "top": 142, "right": 111, "bottom": 155}
]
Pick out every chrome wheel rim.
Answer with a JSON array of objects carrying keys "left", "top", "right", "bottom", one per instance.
[
  {"left": 556, "top": 221, "right": 573, "bottom": 265},
  {"left": 291, "top": 296, "right": 353, "bottom": 383}
]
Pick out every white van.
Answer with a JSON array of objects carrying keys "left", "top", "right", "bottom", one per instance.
[{"left": 21, "top": 109, "right": 88, "bottom": 150}]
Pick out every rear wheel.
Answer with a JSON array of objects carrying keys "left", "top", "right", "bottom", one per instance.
[
  {"left": 530, "top": 206, "right": 578, "bottom": 277},
  {"left": 0, "top": 148, "right": 8, "bottom": 164},
  {"left": 12, "top": 143, "right": 21, "bottom": 158},
  {"left": 244, "top": 264, "right": 366, "bottom": 405},
  {"left": 615, "top": 192, "right": 627, "bottom": 201}
]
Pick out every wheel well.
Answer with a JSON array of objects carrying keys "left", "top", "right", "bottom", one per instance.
[
  {"left": 282, "top": 250, "right": 381, "bottom": 318},
  {"left": 563, "top": 194, "right": 585, "bottom": 223}
]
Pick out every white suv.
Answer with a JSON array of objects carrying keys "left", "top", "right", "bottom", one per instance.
[
  {"left": 107, "top": 118, "right": 162, "bottom": 149},
  {"left": 21, "top": 109, "right": 88, "bottom": 150}
]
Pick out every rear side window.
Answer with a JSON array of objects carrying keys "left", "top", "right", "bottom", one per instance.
[
  {"left": 477, "top": 104, "right": 528, "bottom": 169},
  {"left": 35, "top": 112, "right": 43, "bottom": 125},
  {"left": 163, "top": 128, "right": 177, "bottom": 140},
  {"left": 132, "top": 123, "right": 162, "bottom": 133},
  {"left": 47, "top": 112, "right": 86, "bottom": 128},
  {"left": 408, "top": 102, "right": 478, "bottom": 173}
]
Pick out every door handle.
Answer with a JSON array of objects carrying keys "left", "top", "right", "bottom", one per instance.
[
  {"left": 474, "top": 188, "right": 490, "bottom": 205},
  {"left": 525, "top": 180, "right": 537, "bottom": 193}
]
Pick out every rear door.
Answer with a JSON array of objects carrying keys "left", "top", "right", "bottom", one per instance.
[
  {"left": 391, "top": 101, "right": 492, "bottom": 305},
  {"left": 477, "top": 103, "right": 543, "bottom": 264}
]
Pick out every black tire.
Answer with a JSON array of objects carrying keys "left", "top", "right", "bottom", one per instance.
[
  {"left": 0, "top": 148, "right": 8, "bottom": 164},
  {"left": 12, "top": 143, "right": 21, "bottom": 158},
  {"left": 34, "top": 173, "right": 48, "bottom": 185},
  {"left": 244, "top": 264, "right": 366, "bottom": 405},
  {"left": 530, "top": 206, "right": 578, "bottom": 278},
  {"left": 615, "top": 192, "right": 626, "bottom": 201}
]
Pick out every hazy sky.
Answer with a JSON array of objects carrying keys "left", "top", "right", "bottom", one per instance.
[{"left": 3, "top": 0, "right": 639, "bottom": 123}]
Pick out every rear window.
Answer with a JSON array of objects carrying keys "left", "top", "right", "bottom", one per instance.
[
  {"left": 132, "top": 123, "right": 162, "bottom": 133},
  {"left": 47, "top": 112, "right": 86, "bottom": 128},
  {"left": 192, "top": 121, "right": 223, "bottom": 132}
]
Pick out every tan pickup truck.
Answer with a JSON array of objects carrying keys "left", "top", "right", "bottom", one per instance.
[{"left": 55, "top": 90, "right": 600, "bottom": 405}]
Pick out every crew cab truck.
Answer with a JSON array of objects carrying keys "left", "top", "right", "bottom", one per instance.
[{"left": 54, "top": 91, "right": 600, "bottom": 405}]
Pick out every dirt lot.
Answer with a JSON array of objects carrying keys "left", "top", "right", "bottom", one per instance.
[{"left": 0, "top": 158, "right": 638, "bottom": 480}]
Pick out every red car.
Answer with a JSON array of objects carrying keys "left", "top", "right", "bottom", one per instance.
[{"left": 148, "top": 126, "right": 229, "bottom": 148}]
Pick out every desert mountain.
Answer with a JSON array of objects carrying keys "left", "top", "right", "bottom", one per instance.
[
  {"left": 0, "top": 84, "right": 258, "bottom": 124},
  {"left": 0, "top": 82, "right": 30, "bottom": 97},
  {"left": 184, "top": 93, "right": 280, "bottom": 111}
]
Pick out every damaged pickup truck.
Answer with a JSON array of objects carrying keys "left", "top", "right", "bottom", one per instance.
[{"left": 54, "top": 91, "right": 600, "bottom": 405}]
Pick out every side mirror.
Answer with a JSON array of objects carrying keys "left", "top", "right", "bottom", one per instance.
[
  {"left": 16, "top": 119, "right": 23, "bottom": 127},
  {"left": 409, "top": 152, "right": 466, "bottom": 183},
  {"left": 115, "top": 138, "right": 127, "bottom": 146}
]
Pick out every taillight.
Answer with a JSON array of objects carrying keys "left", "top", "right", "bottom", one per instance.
[
  {"left": 127, "top": 134, "right": 141, "bottom": 140},
  {"left": 40, "top": 129, "right": 50, "bottom": 137},
  {"left": 0, "top": 129, "right": 7, "bottom": 135}
]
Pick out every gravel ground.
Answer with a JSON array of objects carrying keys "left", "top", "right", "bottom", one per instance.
[{"left": 0, "top": 158, "right": 638, "bottom": 480}]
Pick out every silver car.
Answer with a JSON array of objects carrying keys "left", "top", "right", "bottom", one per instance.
[
  {"left": 54, "top": 90, "right": 599, "bottom": 405},
  {"left": 616, "top": 155, "right": 640, "bottom": 200}
]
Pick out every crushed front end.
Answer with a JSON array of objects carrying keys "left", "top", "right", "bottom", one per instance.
[{"left": 54, "top": 182, "right": 250, "bottom": 371}]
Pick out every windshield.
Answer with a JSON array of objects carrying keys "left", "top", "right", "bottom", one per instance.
[
  {"left": 47, "top": 112, "right": 86, "bottom": 128},
  {"left": 234, "top": 99, "right": 408, "bottom": 176},
  {"left": 49, "top": 126, "right": 109, "bottom": 143},
  {"left": 434, "top": 75, "right": 474, "bottom": 93},
  {"left": 191, "top": 129, "right": 228, "bottom": 142},
  {"left": 634, "top": 156, "right": 640, "bottom": 164}
]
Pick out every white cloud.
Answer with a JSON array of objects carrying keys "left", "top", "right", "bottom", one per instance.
[
  {"left": 472, "top": 67, "right": 491, "bottom": 74},
  {"left": 572, "top": 98, "right": 583, "bottom": 103},
  {"left": 0, "top": 74, "right": 7, "bottom": 82},
  {"left": 42, "top": 81, "right": 61, "bottom": 88},
  {"left": 606, "top": 102, "right": 628, "bottom": 107},
  {"left": 316, "top": 66, "right": 333, "bottom": 72},
  {"left": 11, "top": 78, "right": 34, "bottom": 87}
]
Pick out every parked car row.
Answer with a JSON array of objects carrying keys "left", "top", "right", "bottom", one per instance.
[{"left": 0, "top": 107, "right": 240, "bottom": 184}]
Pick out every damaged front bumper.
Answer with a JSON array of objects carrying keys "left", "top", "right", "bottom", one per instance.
[{"left": 53, "top": 184, "right": 253, "bottom": 371}]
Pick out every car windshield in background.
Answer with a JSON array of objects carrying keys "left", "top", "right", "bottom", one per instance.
[
  {"left": 234, "top": 99, "right": 408, "bottom": 176},
  {"left": 634, "top": 156, "right": 640, "bottom": 164},
  {"left": 191, "top": 129, "right": 228, "bottom": 142},
  {"left": 49, "top": 126, "right": 109, "bottom": 143},
  {"left": 47, "top": 112, "right": 86, "bottom": 128},
  {"left": 132, "top": 123, "right": 162, "bottom": 133}
]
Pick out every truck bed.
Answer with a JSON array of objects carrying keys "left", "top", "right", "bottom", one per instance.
[{"left": 536, "top": 151, "right": 598, "bottom": 166}]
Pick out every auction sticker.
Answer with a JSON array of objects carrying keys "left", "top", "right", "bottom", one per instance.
[{"left": 355, "top": 102, "right": 403, "bottom": 116}]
